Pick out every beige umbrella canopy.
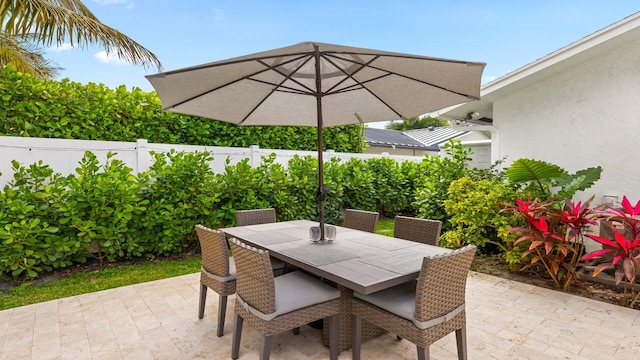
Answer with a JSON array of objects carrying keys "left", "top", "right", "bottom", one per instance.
[{"left": 146, "top": 41, "right": 485, "bottom": 239}]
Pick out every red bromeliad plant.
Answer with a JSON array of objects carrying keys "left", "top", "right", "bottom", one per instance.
[
  {"left": 502, "top": 196, "right": 598, "bottom": 291},
  {"left": 582, "top": 196, "right": 640, "bottom": 307}
]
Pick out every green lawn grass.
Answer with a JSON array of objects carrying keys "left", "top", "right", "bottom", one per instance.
[
  {"left": 1, "top": 219, "right": 397, "bottom": 311},
  {"left": 0, "top": 256, "right": 201, "bottom": 311},
  {"left": 376, "top": 217, "right": 394, "bottom": 236}
]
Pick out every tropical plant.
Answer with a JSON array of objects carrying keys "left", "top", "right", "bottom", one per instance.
[
  {"left": 0, "top": 0, "right": 161, "bottom": 77},
  {"left": 582, "top": 196, "right": 640, "bottom": 307},
  {"left": 62, "top": 151, "right": 147, "bottom": 265},
  {"left": 414, "top": 139, "right": 472, "bottom": 229},
  {"left": 385, "top": 116, "right": 447, "bottom": 131},
  {"left": 135, "top": 150, "right": 219, "bottom": 255},
  {"left": 506, "top": 158, "right": 602, "bottom": 200},
  {"left": 368, "top": 157, "right": 407, "bottom": 217},
  {"left": 442, "top": 176, "right": 522, "bottom": 266},
  {"left": 502, "top": 196, "right": 598, "bottom": 290},
  {"left": 0, "top": 160, "right": 76, "bottom": 278},
  {"left": 340, "top": 158, "right": 376, "bottom": 212}
]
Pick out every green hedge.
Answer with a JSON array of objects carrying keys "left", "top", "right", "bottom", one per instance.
[
  {"left": 0, "top": 65, "right": 364, "bottom": 152},
  {"left": 0, "top": 148, "right": 461, "bottom": 279},
  {"left": 4, "top": 139, "right": 561, "bottom": 280}
]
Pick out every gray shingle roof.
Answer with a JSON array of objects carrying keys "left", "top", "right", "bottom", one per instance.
[{"left": 364, "top": 128, "right": 437, "bottom": 150}]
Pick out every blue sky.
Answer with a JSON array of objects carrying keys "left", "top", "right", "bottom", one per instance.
[{"left": 46, "top": 1, "right": 639, "bottom": 127}]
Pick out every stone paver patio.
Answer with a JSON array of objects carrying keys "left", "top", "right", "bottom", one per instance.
[{"left": 1, "top": 271, "right": 639, "bottom": 359}]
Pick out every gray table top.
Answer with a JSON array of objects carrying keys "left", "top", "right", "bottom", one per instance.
[{"left": 222, "top": 219, "right": 450, "bottom": 294}]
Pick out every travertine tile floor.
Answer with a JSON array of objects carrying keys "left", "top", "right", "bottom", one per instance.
[{"left": 1, "top": 271, "right": 639, "bottom": 359}]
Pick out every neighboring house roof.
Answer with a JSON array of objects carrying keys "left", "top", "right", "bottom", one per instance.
[
  {"left": 434, "top": 11, "right": 640, "bottom": 121},
  {"left": 364, "top": 128, "right": 437, "bottom": 151},
  {"left": 404, "top": 127, "right": 469, "bottom": 147}
]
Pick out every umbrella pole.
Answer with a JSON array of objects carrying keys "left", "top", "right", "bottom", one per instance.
[{"left": 314, "top": 45, "right": 326, "bottom": 240}]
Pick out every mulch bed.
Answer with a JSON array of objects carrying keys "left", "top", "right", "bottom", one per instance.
[{"left": 472, "top": 255, "right": 640, "bottom": 310}]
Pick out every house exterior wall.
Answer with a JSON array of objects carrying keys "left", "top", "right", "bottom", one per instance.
[
  {"left": 457, "top": 131, "right": 491, "bottom": 142},
  {"left": 465, "top": 143, "right": 492, "bottom": 169},
  {"left": 495, "top": 37, "right": 640, "bottom": 203},
  {"left": 438, "top": 141, "right": 492, "bottom": 169}
]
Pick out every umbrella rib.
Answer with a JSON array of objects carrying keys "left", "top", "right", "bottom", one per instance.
[
  {"left": 255, "top": 57, "right": 317, "bottom": 95},
  {"left": 156, "top": 48, "right": 479, "bottom": 77},
  {"left": 319, "top": 52, "right": 404, "bottom": 118},
  {"left": 158, "top": 51, "right": 313, "bottom": 75},
  {"left": 322, "top": 50, "right": 478, "bottom": 65},
  {"left": 167, "top": 54, "right": 312, "bottom": 111},
  {"left": 320, "top": 53, "right": 379, "bottom": 95},
  {"left": 325, "top": 73, "right": 392, "bottom": 95},
  {"left": 246, "top": 78, "right": 311, "bottom": 96},
  {"left": 238, "top": 56, "right": 316, "bottom": 124},
  {"left": 324, "top": 53, "right": 480, "bottom": 99}
]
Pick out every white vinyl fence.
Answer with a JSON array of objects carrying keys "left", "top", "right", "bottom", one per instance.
[{"left": 0, "top": 136, "right": 426, "bottom": 187}]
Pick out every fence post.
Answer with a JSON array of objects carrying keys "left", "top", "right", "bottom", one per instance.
[
  {"left": 136, "top": 139, "right": 150, "bottom": 175},
  {"left": 250, "top": 145, "right": 260, "bottom": 167},
  {"left": 326, "top": 149, "right": 335, "bottom": 163}
]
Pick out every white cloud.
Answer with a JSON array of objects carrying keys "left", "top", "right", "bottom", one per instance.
[
  {"left": 94, "top": 50, "right": 129, "bottom": 65},
  {"left": 48, "top": 43, "right": 75, "bottom": 52}
]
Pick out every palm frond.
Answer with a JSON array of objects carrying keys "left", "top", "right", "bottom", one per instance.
[
  {"left": 0, "top": 33, "right": 61, "bottom": 78},
  {"left": 1, "top": 0, "right": 162, "bottom": 70}
]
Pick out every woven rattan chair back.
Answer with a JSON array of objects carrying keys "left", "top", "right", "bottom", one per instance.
[
  {"left": 197, "top": 225, "right": 231, "bottom": 278},
  {"left": 351, "top": 244, "right": 476, "bottom": 360},
  {"left": 343, "top": 209, "right": 379, "bottom": 233},
  {"left": 393, "top": 216, "right": 442, "bottom": 246},
  {"left": 235, "top": 208, "right": 277, "bottom": 226},
  {"left": 229, "top": 237, "right": 340, "bottom": 359},
  {"left": 415, "top": 245, "right": 477, "bottom": 323},
  {"left": 229, "top": 238, "right": 276, "bottom": 315},
  {"left": 195, "top": 224, "right": 236, "bottom": 337}
]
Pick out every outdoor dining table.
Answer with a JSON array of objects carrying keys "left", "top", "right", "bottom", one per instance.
[{"left": 221, "top": 219, "right": 452, "bottom": 351}]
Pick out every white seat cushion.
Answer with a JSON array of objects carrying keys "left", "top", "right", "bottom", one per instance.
[
  {"left": 202, "top": 256, "right": 236, "bottom": 282},
  {"left": 354, "top": 280, "right": 416, "bottom": 322},
  {"left": 229, "top": 256, "right": 236, "bottom": 277},
  {"left": 273, "top": 271, "right": 340, "bottom": 316}
]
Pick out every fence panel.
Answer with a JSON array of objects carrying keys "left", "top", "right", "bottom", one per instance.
[{"left": 0, "top": 136, "right": 426, "bottom": 187}]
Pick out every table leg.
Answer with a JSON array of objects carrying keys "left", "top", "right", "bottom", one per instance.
[{"left": 322, "top": 285, "right": 385, "bottom": 352}]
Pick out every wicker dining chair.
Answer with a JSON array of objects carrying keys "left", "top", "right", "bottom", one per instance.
[
  {"left": 351, "top": 245, "right": 477, "bottom": 360},
  {"left": 195, "top": 224, "right": 236, "bottom": 337},
  {"left": 393, "top": 216, "right": 442, "bottom": 246},
  {"left": 234, "top": 207, "right": 286, "bottom": 275},
  {"left": 229, "top": 238, "right": 341, "bottom": 360},
  {"left": 235, "top": 208, "right": 277, "bottom": 226},
  {"left": 343, "top": 209, "right": 379, "bottom": 233}
]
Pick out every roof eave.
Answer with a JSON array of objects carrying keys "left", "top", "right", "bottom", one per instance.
[{"left": 434, "top": 11, "right": 640, "bottom": 120}]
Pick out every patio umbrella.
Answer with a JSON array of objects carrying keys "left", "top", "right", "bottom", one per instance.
[{"left": 146, "top": 41, "right": 485, "bottom": 239}]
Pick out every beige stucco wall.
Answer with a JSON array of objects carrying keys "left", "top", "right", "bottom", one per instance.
[{"left": 495, "top": 36, "right": 640, "bottom": 204}]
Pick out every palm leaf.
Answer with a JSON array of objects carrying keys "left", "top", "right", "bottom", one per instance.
[
  {"left": 0, "top": 34, "right": 61, "bottom": 77},
  {"left": 1, "top": 0, "right": 161, "bottom": 72}
]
